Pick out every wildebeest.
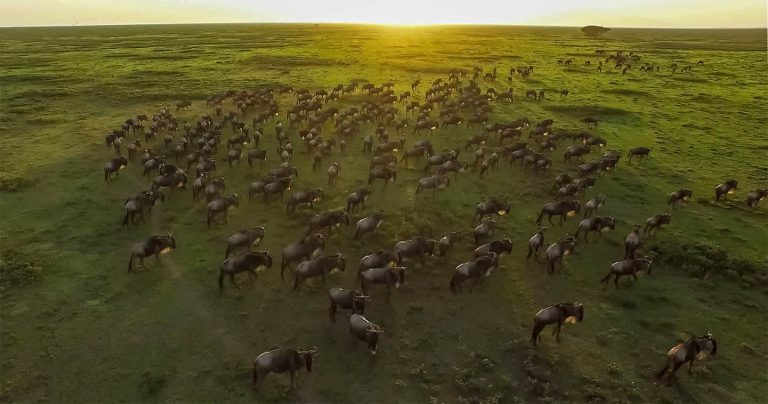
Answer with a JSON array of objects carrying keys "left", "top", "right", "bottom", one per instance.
[
  {"left": 415, "top": 174, "right": 450, "bottom": 195},
  {"left": 127, "top": 233, "right": 176, "bottom": 272},
  {"left": 437, "top": 232, "right": 463, "bottom": 257},
  {"left": 280, "top": 234, "right": 325, "bottom": 280},
  {"left": 530, "top": 302, "right": 584, "bottom": 346},
  {"left": 354, "top": 210, "right": 386, "bottom": 240},
  {"left": 473, "top": 219, "right": 496, "bottom": 245},
  {"left": 122, "top": 190, "right": 163, "bottom": 227},
  {"left": 714, "top": 179, "right": 738, "bottom": 200},
  {"left": 104, "top": 156, "right": 128, "bottom": 182},
  {"left": 583, "top": 195, "right": 605, "bottom": 217},
  {"left": 527, "top": 226, "right": 547, "bottom": 260},
  {"left": 225, "top": 226, "right": 265, "bottom": 258},
  {"left": 293, "top": 253, "right": 346, "bottom": 290},
  {"left": 655, "top": 333, "right": 717, "bottom": 385},
  {"left": 473, "top": 238, "right": 512, "bottom": 259},
  {"left": 346, "top": 186, "right": 372, "bottom": 212},
  {"left": 668, "top": 189, "right": 692, "bottom": 207},
  {"left": 450, "top": 253, "right": 498, "bottom": 293},
  {"left": 253, "top": 347, "right": 317, "bottom": 388},
  {"left": 536, "top": 200, "right": 580, "bottom": 226},
  {"left": 368, "top": 166, "right": 397, "bottom": 188},
  {"left": 218, "top": 251, "right": 272, "bottom": 292},
  {"left": 350, "top": 314, "right": 384, "bottom": 356},
  {"left": 644, "top": 214, "right": 671, "bottom": 237},
  {"left": 575, "top": 216, "right": 616, "bottom": 241},
  {"left": 287, "top": 188, "right": 324, "bottom": 212},
  {"left": 624, "top": 225, "right": 642, "bottom": 258},
  {"left": 564, "top": 144, "right": 590, "bottom": 163},
  {"left": 206, "top": 193, "right": 239, "bottom": 227},
  {"left": 473, "top": 199, "right": 510, "bottom": 223},
  {"left": 328, "top": 288, "right": 370, "bottom": 322},
  {"left": 746, "top": 188, "right": 768, "bottom": 207},
  {"left": 306, "top": 210, "right": 349, "bottom": 235},
  {"left": 627, "top": 147, "right": 651, "bottom": 164},
  {"left": 152, "top": 171, "right": 188, "bottom": 193},
  {"left": 600, "top": 257, "right": 653, "bottom": 289},
  {"left": 327, "top": 162, "right": 341, "bottom": 184},
  {"left": 248, "top": 149, "right": 267, "bottom": 167},
  {"left": 359, "top": 266, "right": 405, "bottom": 299},
  {"left": 358, "top": 251, "right": 399, "bottom": 279},
  {"left": 545, "top": 235, "right": 576, "bottom": 274},
  {"left": 393, "top": 237, "right": 437, "bottom": 266}
]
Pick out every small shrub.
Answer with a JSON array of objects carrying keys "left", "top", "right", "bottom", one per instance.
[
  {"left": 0, "top": 250, "right": 43, "bottom": 291},
  {"left": 0, "top": 175, "right": 37, "bottom": 192}
]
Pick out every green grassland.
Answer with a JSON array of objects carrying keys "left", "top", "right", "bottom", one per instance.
[{"left": 1, "top": 24, "right": 767, "bottom": 403}]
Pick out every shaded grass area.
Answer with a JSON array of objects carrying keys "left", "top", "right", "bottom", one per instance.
[{"left": 0, "top": 24, "right": 766, "bottom": 404}]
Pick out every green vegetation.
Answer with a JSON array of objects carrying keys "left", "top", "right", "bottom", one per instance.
[{"left": 0, "top": 24, "right": 766, "bottom": 403}]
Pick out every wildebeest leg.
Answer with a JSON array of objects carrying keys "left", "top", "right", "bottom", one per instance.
[
  {"left": 290, "top": 371, "right": 295, "bottom": 389},
  {"left": 688, "top": 358, "right": 695, "bottom": 374},
  {"left": 614, "top": 274, "right": 620, "bottom": 288},
  {"left": 470, "top": 276, "right": 480, "bottom": 292},
  {"left": 548, "top": 214, "right": 555, "bottom": 227},
  {"left": 231, "top": 273, "right": 239, "bottom": 288},
  {"left": 248, "top": 270, "right": 255, "bottom": 287},
  {"left": 329, "top": 302, "right": 337, "bottom": 322},
  {"left": 555, "top": 321, "right": 563, "bottom": 342},
  {"left": 668, "top": 362, "right": 684, "bottom": 385},
  {"left": 632, "top": 272, "right": 638, "bottom": 285}
]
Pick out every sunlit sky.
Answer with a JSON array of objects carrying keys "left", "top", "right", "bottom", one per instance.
[{"left": 1, "top": 0, "right": 766, "bottom": 28}]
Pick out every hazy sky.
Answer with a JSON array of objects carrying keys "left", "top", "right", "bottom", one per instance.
[{"left": 1, "top": 0, "right": 766, "bottom": 28}]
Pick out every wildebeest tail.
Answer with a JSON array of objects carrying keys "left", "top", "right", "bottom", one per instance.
[
  {"left": 530, "top": 321, "right": 543, "bottom": 345},
  {"left": 449, "top": 276, "right": 458, "bottom": 293},
  {"left": 218, "top": 272, "right": 225, "bottom": 292},
  {"left": 535, "top": 209, "right": 544, "bottom": 225},
  {"left": 655, "top": 364, "right": 669, "bottom": 380},
  {"left": 253, "top": 364, "right": 258, "bottom": 384},
  {"left": 127, "top": 254, "right": 134, "bottom": 272},
  {"left": 104, "top": 168, "right": 108, "bottom": 181},
  {"left": 600, "top": 272, "right": 612, "bottom": 285}
]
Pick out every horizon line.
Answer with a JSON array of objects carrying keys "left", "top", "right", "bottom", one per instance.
[{"left": 1, "top": 21, "right": 766, "bottom": 30}]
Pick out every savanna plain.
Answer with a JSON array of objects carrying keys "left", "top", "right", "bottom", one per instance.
[{"left": 0, "top": 24, "right": 767, "bottom": 403}]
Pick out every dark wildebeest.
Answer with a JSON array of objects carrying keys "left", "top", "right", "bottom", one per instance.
[
  {"left": 280, "top": 234, "right": 325, "bottom": 280},
  {"left": 262, "top": 176, "right": 292, "bottom": 201},
  {"left": 327, "top": 162, "right": 341, "bottom": 184},
  {"left": 545, "top": 235, "right": 577, "bottom": 274},
  {"left": 600, "top": 257, "right": 653, "bottom": 289},
  {"left": 530, "top": 303, "right": 584, "bottom": 346},
  {"left": 575, "top": 216, "right": 616, "bottom": 241},
  {"left": 293, "top": 253, "right": 346, "bottom": 290},
  {"left": 206, "top": 194, "right": 239, "bottom": 227},
  {"left": 350, "top": 314, "right": 384, "bottom": 357},
  {"left": 218, "top": 251, "right": 272, "bottom": 292},
  {"left": 354, "top": 210, "right": 386, "bottom": 240},
  {"left": 564, "top": 144, "right": 590, "bottom": 163},
  {"left": 248, "top": 149, "right": 267, "bottom": 167},
  {"left": 369, "top": 154, "right": 397, "bottom": 169},
  {"left": 583, "top": 195, "right": 605, "bottom": 218},
  {"left": 449, "top": 253, "right": 498, "bottom": 293},
  {"left": 437, "top": 232, "right": 463, "bottom": 257},
  {"left": 306, "top": 210, "right": 349, "bottom": 235},
  {"left": 746, "top": 188, "right": 768, "bottom": 207},
  {"left": 368, "top": 166, "right": 397, "bottom": 188},
  {"left": 287, "top": 188, "right": 324, "bottom": 212},
  {"left": 225, "top": 226, "right": 265, "bottom": 258},
  {"left": 627, "top": 147, "right": 651, "bottom": 164},
  {"left": 582, "top": 117, "right": 599, "bottom": 126},
  {"left": 437, "top": 160, "right": 467, "bottom": 178},
  {"left": 191, "top": 172, "right": 209, "bottom": 201},
  {"left": 624, "top": 225, "right": 642, "bottom": 259},
  {"left": 473, "top": 238, "right": 513, "bottom": 259},
  {"left": 714, "top": 179, "right": 738, "bottom": 200},
  {"left": 473, "top": 220, "right": 496, "bottom": 245},
  {"left": 127, "top": 233, "right": 176, "bottom": 272},
  {"left": 104, "top": 156, "right": 128, "bottom": 182},
  {"left": 668, "top": 189, "right": 693, "bottom": 207},
  {"left": 122, "top": 190, "right": 163, "bottom": 227},
  {"left": 359, "top": 266, "right": 405, "bottom": 300},
  {"left": 400, "top": 147, "right": 428, "bottom": 166},
  {"left": 152, "top": 171, "right": 188, "bottom": 194},
  {"left": 472, "top": 199, "right": 510, "bottom": 223},
  {"left": 527, "top": 226, "right": 547, "bottom": 260},
  {"left": 358, "top": 250, "right": 398, "bottom": 279},
  {"left": 253, "top": 347, "right": 317, "bottom": 388},
  {"left": 536, "top": 200, "right": 580, "bottom": 226},
  {"left": 415, "top": 174, "right": 450, "bottom": 195},
  {"left": 393, "top": 237, "right": 437, "bottom": 267},
  {"left": 346, "top": 186, "right": 372, "bottom": 212},
  {"left": 644, "top": 214, "right": 671, "bottom": 237},
  {"left": 552, "top": 173, "right": 574, "bottom": 190},
  {"left": 655, "top": 333, "right": 717, "bottom": 386},
  {"left": 328, "top": 288, "right": 370, "bottom": 322}
]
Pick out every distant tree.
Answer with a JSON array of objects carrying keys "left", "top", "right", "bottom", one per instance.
[{"left": 581, "top": 26, "right": 611, "bottom": 38}]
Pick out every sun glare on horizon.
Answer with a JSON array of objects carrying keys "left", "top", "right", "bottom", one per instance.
[{"left": 1, "top": 0, "right": 766, "bottom": 28}]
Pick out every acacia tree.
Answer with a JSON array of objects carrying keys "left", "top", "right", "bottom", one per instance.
[{"left": 581, "top": 26, "right": 611, "bottom": 38}]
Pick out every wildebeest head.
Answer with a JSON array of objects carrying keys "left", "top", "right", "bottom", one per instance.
[{"left": 573, "top": 303, "right": 584, "bottom": 322}]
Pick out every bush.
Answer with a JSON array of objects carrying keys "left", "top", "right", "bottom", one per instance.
[
  {"left": 0, "top": 250, "right": 43, "bottom": 291},
  {"left": 650, "top": 241, "right": 767, "bottom": 286},
  {"left": 0, "top": 175, "right": 37, "bottom": 192}
]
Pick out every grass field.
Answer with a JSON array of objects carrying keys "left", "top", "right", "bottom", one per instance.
[{"left": 1, "top": 24, "right": 767, "bottom": 403}]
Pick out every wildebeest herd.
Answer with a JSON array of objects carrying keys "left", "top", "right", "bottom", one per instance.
[{"left": 102, "top": 54, "right": 760, "bottom": 389}]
